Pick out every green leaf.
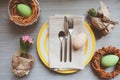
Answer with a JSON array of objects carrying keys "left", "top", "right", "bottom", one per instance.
[{"left": 20, "top": 37, "right": 27, "bottom": 54}]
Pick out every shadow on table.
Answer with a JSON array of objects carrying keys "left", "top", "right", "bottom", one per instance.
[
  {"left": 7, "top": 18, "right": 40, "bottom": 35},
  {"left": 90, "top": 27, "right": 104, "bottom": 40}
]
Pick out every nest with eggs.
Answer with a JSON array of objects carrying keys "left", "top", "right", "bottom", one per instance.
[
  {"left": 8, "top": 0, "right": 40, "bottom": 26},
  {"left": 91, "top": 46, "right": 120, "bottom": 79}
]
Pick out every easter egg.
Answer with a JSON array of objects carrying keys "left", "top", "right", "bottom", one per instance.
[
  {"left": 73, "top": 33, "right": 87, "bottom": 50},
  {"left": 17, "top": 4, "right": 32, "bottom": 17},
  {"left": 101, "top": 55, "right": 119, "bottom": 67}
]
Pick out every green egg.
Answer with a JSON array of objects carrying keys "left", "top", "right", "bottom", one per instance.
[
  {"left": 17, "top": 4, "right": 32, "bottom": 17},
  {"left": 101, "top": 55, "right": 119, "bottom": 67}
]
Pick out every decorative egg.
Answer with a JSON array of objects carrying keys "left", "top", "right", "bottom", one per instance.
[
  {"left": 17, "top": 4, "right": 32, "bottom": 17},
  {"left": 101, "top": 55, "right": 119, "bottom": 67},
  {"left": 73, "top": 33, "right": 87, "bottom": 50}
]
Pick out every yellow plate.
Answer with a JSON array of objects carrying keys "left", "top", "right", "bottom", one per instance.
[{"left": 37, "top": 22, "right": 96, "bottom": 74}]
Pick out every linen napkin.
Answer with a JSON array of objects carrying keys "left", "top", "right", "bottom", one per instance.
[{"left": 48, "top": 15, "right": 85, "bottom": 70}]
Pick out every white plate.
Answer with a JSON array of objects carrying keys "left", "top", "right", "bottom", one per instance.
[{"left": 37, "top": 22, "right": 96, "bottom": 74}]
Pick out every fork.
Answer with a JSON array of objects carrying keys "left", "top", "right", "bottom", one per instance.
[{"left": 68, "top": 18, "right": 73, "bottom": 62}]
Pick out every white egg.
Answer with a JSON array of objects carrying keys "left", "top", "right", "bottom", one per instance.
[{"left": 73, "top": 33, "right": 87, "bottom": 50}]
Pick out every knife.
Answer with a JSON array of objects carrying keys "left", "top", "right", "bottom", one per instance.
[{"left": 64, "top": 16, "right": 69, "bottom": 62}]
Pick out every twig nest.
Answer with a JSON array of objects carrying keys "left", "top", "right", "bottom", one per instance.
[
  {"left": 12, "top": 51, "right": 34, "bottom": 77},
  {"left": 8, "top": 0, "right": 40, "bottom": 26},
  {"left": 91, "top": 46, "right": 120, "bottom": 79},
  {"left": 73, "top": 33, "right": 87, "bottom": 50}
]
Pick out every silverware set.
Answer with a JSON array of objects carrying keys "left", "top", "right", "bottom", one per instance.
[{"left": 58, "top": 16, "right": 73, "bottom": 62}]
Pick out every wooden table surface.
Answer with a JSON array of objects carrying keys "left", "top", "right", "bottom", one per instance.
[{"left": 0, "top": 0, "right": 120, "bottom": 80}]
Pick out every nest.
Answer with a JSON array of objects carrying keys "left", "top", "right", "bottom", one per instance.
[
  {"left": 91, "top": 46, "right": 120, "bottom": 79},
  {"left": 8, "top": 0, "right": 40, "bottom": 26}
]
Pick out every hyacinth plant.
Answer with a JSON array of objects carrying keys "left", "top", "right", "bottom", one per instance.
[
  {"left": 20, "top": 35, "right": 33, "bottom": 54},
  {"left": 12, "top": 35, "right": 34, "bottom": 77}
]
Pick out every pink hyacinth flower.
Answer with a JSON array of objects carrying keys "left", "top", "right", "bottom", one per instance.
[{"left": 22, "top": 35, "right": 33, "bottom": 44}]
